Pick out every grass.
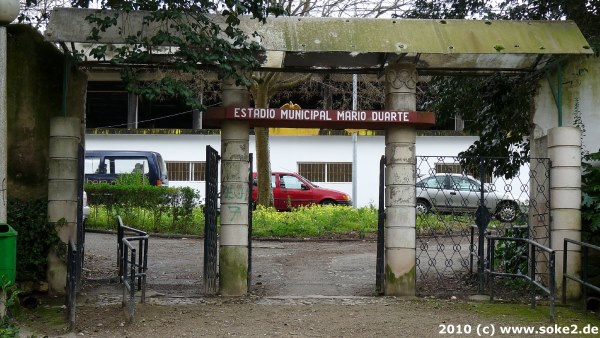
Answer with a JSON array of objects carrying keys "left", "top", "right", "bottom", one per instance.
[
  {"left": 464, "top": 301, "right": 600, "bottom": 327},
  {"left": 87, "top": 205, "right": 206, "bottom": 235},
  {"left": 86, "top": 203, "right": 503, "bottom": 238},
  {"left": 252, "top": 205, "right": 377, "bottom": 238}
]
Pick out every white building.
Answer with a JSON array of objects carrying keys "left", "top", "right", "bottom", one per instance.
[{"left": 85, "top": 131, "right": 480, "bottom": 207}]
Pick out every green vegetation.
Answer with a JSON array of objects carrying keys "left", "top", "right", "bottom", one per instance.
[
  {"left": 464, "top": 301, "right": 600, "bottom": 327},
  {"left": 87, "top": 198, "right": 510, "bottom": 238},
  {"left": 582, "top": 150, "right": 600, "bottom": 244},
  {"left": 0, "top": 277, "right": 21, "bottom": 338},
  {"left": 7, "top": 199, "right": 61, "bottom": 281},
  {"left": 85, "top": 180, "right": 202, "bottom": 235},
  {"left": 252, "top": 205, "right": 377, "bottom": 238}
]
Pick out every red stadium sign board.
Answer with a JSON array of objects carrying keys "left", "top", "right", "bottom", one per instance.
[{"left": 205, "top": 107, "right": 435, "bottom": 129}]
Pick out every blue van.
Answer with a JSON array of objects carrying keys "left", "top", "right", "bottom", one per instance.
[{"left": 85, "top": 150, "right": 169, "bottom": 186}]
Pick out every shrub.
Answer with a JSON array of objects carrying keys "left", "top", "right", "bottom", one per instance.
[
  {"left": 85, "top": 183, "right": 203, "bottom": 234},
  {"left": 7, "top": 199, "right": 61, "bottom": 281},
  {"left": 582, "top": 150, "right": 600, "bottom": 245}
]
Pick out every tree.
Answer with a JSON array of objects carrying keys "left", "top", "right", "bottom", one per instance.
[
  {"left": 251, "top": 0, "right": 414, "bottom": 207},
  {"left": 250, "top": 72, "right": 311, "bottom": 206},
  {"left": 401, "top": 0, "right": 599, "bottom": 177},
  {"left": 18, "top": 0, "right": 72, "bottom": 28},
  {"left": 65, "top": 1, "right": 284, "bottom": 108}
]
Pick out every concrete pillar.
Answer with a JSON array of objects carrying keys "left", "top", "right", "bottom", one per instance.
[
  {"left": 548, "top": 127, "right": 581, "bottom": 300},
  {"left": 219, "top": 77, "right": 250, "bottom": 296},
  {"left": 127, "top": 92, "right": 138, "bottom": 129},
  {"left": 383, "top": 64, "right": 417, "bottom": 296},
  {"left": 47, "top": 117, "right": 81, "bottom": 294}
]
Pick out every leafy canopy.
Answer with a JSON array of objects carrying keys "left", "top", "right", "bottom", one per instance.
[
  {"left": 72, "top": 0, "right": 285, "bottom": 109},
  {"left": 402, "top": 0, "right": 599, "bottom": 177}
]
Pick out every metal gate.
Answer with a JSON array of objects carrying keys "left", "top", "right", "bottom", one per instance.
[
  {"left": 247, "top": 153, "right": 253, "bottom": 291},
  {"left": 66, "top": 144, "right": 86, "bottom": 328},
  {"left": 203, "top": 145, "right": 220, "bottom": 294},
  {"left": 415, "top": 156, "right": 551, "bottom": 295},
  {"left": 376, "top": 155, "right": 385, "bottom": 294}
]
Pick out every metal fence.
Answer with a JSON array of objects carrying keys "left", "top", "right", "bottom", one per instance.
[
  {"left": 414, "top": 156, "right": 551, "bottom": 295},
  {"left": 487, "top": 235, "right": 556, "bottom": 321},
  {"left": 117, "top": 216, "right": 149, "bottom": 322},
  {"left": 563, "top": 239, "right": 600, "bottom": 313}
]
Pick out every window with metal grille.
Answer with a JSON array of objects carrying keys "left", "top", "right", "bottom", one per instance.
[
  {"left": 435, "top": 163, "right": 462, "bottom": 175},
  {"left": 166, "top": 161, "right": 206, "bottom": 181},
  {"left": 435, "top": 163, "right": 491, "bottom": 183},
  {"left": 298, "top": 162, "right": 352, "bottom": 183}
]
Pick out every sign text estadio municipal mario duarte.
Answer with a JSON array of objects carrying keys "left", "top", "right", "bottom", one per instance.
[{"left": 229, "top": 107, "right": 414, "bottom": 123}]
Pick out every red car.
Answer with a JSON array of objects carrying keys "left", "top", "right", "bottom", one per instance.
[{"left": 252, "top": 172, "right": 352, "bottom": 211}]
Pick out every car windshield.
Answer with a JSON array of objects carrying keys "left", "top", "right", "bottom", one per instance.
[
  {"left": 157, "top": 154, "right": 168, "bottom": 180},
  {"left": 449, "top": 176, "right": 481, "bottom": 192},
  {"left": 297, "top": 174, "right": 318, "bottom": 187}
]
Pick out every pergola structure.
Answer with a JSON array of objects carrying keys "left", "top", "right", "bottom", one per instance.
[{"left": 45, "top": 8, "right": 592, "bottom": 297}]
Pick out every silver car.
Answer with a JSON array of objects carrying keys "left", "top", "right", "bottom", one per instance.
[{"left": 415, "top": 173, "right": 525, "bottom": 222}]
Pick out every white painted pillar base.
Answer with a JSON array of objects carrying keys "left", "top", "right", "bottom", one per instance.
[
  {"left": 383, "top": 64, "right": 417, "bottom": 296},
  {"left": 219, "top": 77, "right": 250, "bottom": 296},
  {"left": 548, "top": 126, "right": 581, "bottom": 300},
  {"left": 47, "top": 117, "right": 81, "bottom": 294}
]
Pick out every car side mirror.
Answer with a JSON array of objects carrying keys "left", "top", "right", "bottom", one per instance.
[{"left": 301, "top": 183, "right": 309, "bottom": 190}]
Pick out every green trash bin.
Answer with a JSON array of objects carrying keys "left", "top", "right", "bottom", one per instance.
[{"left": 0, "top": 223, "right": 17, "bottom": 285}]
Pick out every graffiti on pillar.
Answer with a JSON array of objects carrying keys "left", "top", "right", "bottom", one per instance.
[
  {"left": 221, "top": 183, "right": 249, "bottom": 201},
  {"left": 227, "top": 205, "right": 242, "bottom": 222}
]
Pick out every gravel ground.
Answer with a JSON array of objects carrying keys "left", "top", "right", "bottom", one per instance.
[{"left": 16, "top": 232, "right": 563, "bottom": 337}]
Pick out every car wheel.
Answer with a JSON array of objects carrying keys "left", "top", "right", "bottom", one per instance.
[
  {"left": 416, "top": 199, "right": 430, "bottom": 214},
  {"left": 496, "top": 201, "right": 517, "bottom": 222},
  {"left": 320, "top": 199, "right": 336, "bottom": 206}
]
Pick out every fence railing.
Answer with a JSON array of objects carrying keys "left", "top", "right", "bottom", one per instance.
[
  {"left": 486, "top": 235, "right": 556, "bottom": 321},
  {"left": 66, "top": 241, "right": 78, "bottom": 330},
  {"left": 562, "top": 239, "right": 600, "bottom": 313},
  {"left": 117, "top": 216, "right": 149, "bottom": 321}
]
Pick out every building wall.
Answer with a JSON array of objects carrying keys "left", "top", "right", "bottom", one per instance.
[
  {"left": 7, "top": 25, "right": 87, "bottom": 200},
  {"left": 85, "top": 133, "right": 479, "bottom": 207},
  {"left": 533, "top": 55, "right": 600, "bottom": 154}
]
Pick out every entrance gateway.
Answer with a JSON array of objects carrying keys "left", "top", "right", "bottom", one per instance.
[
  {"left": 44, "top": 9, "right": 592, "bottom": 300},
  {"left": 207, "top": 91, "right": 433, "bottom": 297}
]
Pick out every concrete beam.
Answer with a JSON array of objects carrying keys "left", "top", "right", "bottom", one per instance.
[{"left": 45, "top": 8, "right": 592, "bottom": 73}]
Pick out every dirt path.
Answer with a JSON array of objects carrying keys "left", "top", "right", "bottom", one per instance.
[{"left": 16, "top": 232, "right": 571, "bottom": 337}]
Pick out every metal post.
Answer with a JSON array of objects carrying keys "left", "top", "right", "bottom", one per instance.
[
  {"left": 549, "top": 251, "right": 556, "bottom": 321},
  {"left": 351, "top": 74, "right": 357, "bottom": 207},
  {"left": 118, "top": 219, "right": 124, "bottom": 278},
  {"left": 530, "top": 243, "right": 536, "bottom": 309},
  {"left": 141, "top": 238, "right": 148, "bottom": 303},
  {"left": 137, "top": 239, "right": 143, "bottom": 290},
  {"left": 477, "top": 160, "right": 488, "bottom": 293},
  {"left": 122, "top": 243, "right": 128, "bottom": 305},
  {"left": 562, "top": 241, "right": 568, "bottom": 304},
  {"left": 469, "top": 226, "right": 475, "bottom": 274},
  {"left": 129, "top": 248, "right": 136, "bottom": 320},
  {"left": 583, "top": 246, "right": 589, "bottom": 313},
  {"left": 0, "top": 26, "right": 7, "bottom": 223},
  {"left": 352, "top": 132, "right": 358, "bottom": 208},
  {"left": 247, "top": 153, "right": 253, "bottom": 291},
  {"left": 376, "top": 155, "right": 385, "bottom": 294},
  {"left": 127, "top": 93, "right": 138, "bottom": 129},
  {"left": 489, "top": 237, "right": 495, "bottom": 301}
]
